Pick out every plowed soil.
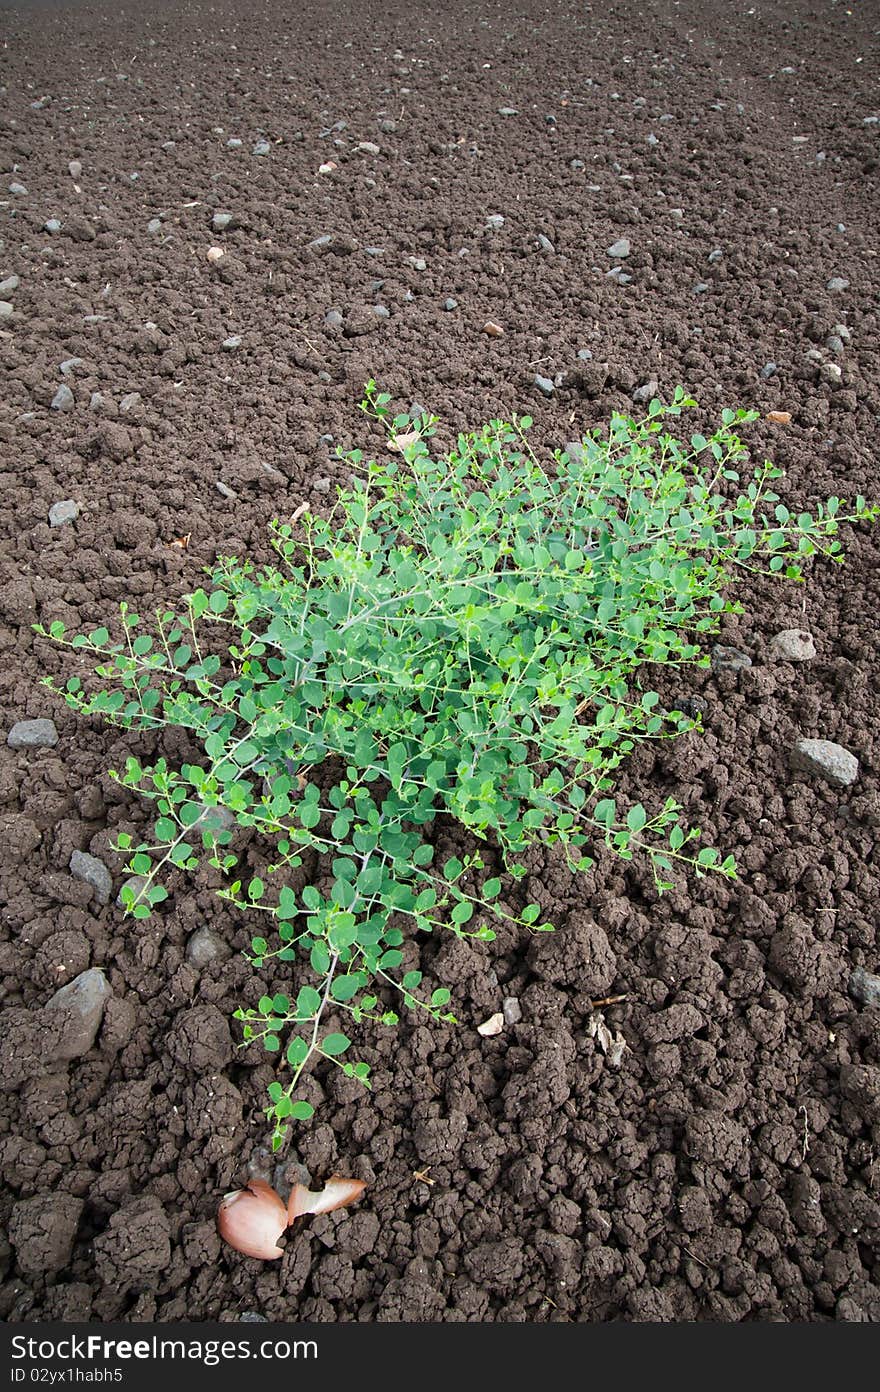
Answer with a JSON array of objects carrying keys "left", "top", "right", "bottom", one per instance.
[{"left": 1, "top": 0, "right": 879, "bottom": 1323}]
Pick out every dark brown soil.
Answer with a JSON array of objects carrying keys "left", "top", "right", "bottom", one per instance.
[{"left": 1, "top": 0, "right": 879, "bottom": 1323}]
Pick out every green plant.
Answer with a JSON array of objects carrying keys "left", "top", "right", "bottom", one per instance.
[{"left": 37, "top": 385, "right": 875, "bottom": 1147}]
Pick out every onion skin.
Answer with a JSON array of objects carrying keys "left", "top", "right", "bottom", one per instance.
[
  {"left": 217, "top": 1178, "right": 288, "bottom": 1260},
  {"left": 287, "top": 1176, "right": 367, "bottom": 1222}
]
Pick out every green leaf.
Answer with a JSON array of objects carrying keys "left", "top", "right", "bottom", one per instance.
[
  {"left": 321, "top": 1032, "right": 351, "bottom": 1056},
  {"left": 296, "top": 986, "right": 322, "bottom": 1017}
]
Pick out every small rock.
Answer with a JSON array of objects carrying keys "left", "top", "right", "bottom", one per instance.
[
  {"left": 68, "top": 159, "right": 82, "bottom": 180},
  {"left": 0, "top": 301, "right": 12, "bottom": 320},
  {"left": 119, "top": 392, "right": 142, "bottom": 415},
  {"left": 820, "top": 361, "right": 842, "bottom": 385},
  {"left": 324, "top": 309, "right": 343, "bottom": 327},
  {"left": 9, "top": 182, "right": 28, "bottom": 196},
  {"left": 570, "top": 158, "right": 585, "bottom": 171},
  {"left": 498, "top": 107, "right": 518, "bottom": 116},
  {"left": 768, "top": 629, "right": 816, "bottom": 662},
  {"left": 826, "top": 277, "right": 849, "bottom": 292},
  {"left": 607, "top": 238, "right": 630, "bottom": 258},
  {"left": 708, "top": 248, "right": 723, "bottom": 263},
  {"left": 7, "top": 718, "right": 58, "bottom": 750},
  {"left": 443, "top": 297, "right": 458, "bottom": 311},
  {"left": 147, "top": 218, "right": 163, "bottom": 235},
  {"left": 477, "top": 1013, "right": 504, "bottom": 1037},
  {"left": 536, "top": 233, "right": 555, "bottom": 253},
  {"left": 485, "top": 214, "right": 505, "bottom": 230},
  {"left": 760, "top": 362, "right": 778, "bottom": 379},
  {"left": 60, "top": 357, "right": 85, "bottom": 377},
  {"left": 849, "top": 967, "right": 880, "bottom": 1009},
  {"left": 502, "top": 997, "right": 522, "bottom": 1026},
  {"left": 825, "top": 335, "right": 845, "bottom": 356},
  {"left": 51, "top": 384, "right": 75, "bottom": 412},
  {"left": 0, "top": 274, "right": 20, "bottom": 296},
  {"left": 833, "top": 323, "right": 852, "bottom": 342},
  {"left": 46, "top": 968, "right": 112, "bottom": 1060},
  {"left": 212, "top": 212, "right": 234, "bottom": 232},
  {"left": 239, "top": 1312, "right": 269, "bottom": 1324},
  {"left": 790, "top": 738, "right": 858, "bottom": 788},
  {"left": 206, "top": 246, "right": 225, "bottom": 263},
  {"left": 186, "top": 926, "right": 232, "bottom": 969},
  {"left": 252, "top": 140, "right": 271, "bottom": 157},
  {"left": 221, "top": 335, "right": 242, "bottom": 351},
  {"left": 373, "top": 304, "right": 390, "bottom": 319},
  {"left": 49, "top": 499, "right": 79, "bottom": 527},
  {"left": 534, "top": 374, "right": 555, "bottom": 397},
  {"left": 482, "top": 320, "right": 504, "bottom": 337},
  {"left": 215, "top": 481, "right": 237, "bottom": 500},
  {"left": 711, "top": 644, "right": 752, "bottom": 671},
  {"left": 44, "top": 219, "right": 62, "bottom": 234},
  {"left": 357, "top": 141, "right": 381, "bottom": 155},
  {"left": 116, "top": 875, "right": 150, "bottom": 910},
  {"left": 308, "top": 234, "right": 333, "bottom": 251},
  {"left": 633, "top": 379, "right": 658, "bottom": 404},
  {"left": 226, "top": 138, "right": 243, "bottom": 149},
  {"left": 69, "top": 850, "right": 113, "bottom": 905},
  {"left": 694, "top": 282, "right": 710, "bottom": 294}
]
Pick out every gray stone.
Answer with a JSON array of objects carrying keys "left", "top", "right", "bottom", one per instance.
[
  {"left": 711, "top": 644, "right": 752, "bottom": 671},
  {"left": 0, "top": 301, "right": 12, "bottom": 320},
  {"left": 238, "top": 1312, "right": 269, "bottom": 1323},
  {"left": 215, "top": 481, "right": 236, "bottom": 500},
  {"left": 195, "top": 803, "right": 236, "bottom": 834},
  {"left": 570, "top": 158, "right": 585, "bottom": 171},
  {"left": 51, "top": 384, "right": 74, "bottom": 412},
  {"left": 633, "top": 379, "right": 659, "bottom": 404},
  {"left": 825, "top": 335, "right": 845, "bottom": 356},
  {"left": 226, "top": 138, "right": 243, "bottom": 149},
  {"left": 68, "top": 159, "right": 82, "bottom": 180},
  {"left": 0, "top": 275, "right": 20, "bottom": 296},
  {"left": 357, "top": 141, "right": 381, "bottom": 155},
  {"left": 186, "top": 926, "right": 232, "bottom": 969},
  {"left": 820, "top": 361, "right": 842, "bottom": 385},
  {"left": 694, "top": 282, "right": 710, "bottom": 294},
  {"left": 708, "top": 248, "right": 723, "bottom": 263},
  {"left": 49, "top": 499, "right": 79, "bottom": 527},
  {"left": 44, "top": 219, "right": 62, "bottom": 234},
  {"left": 46, "top": 968, "right": 112, "bottom": 1060},
  {"left": 212, "top": 212, "right": 234, "bottom": 231},
  {"left": 833, "top": 323, "right": 852, "bottom": 342},
  {"left": 607, "top": 238, "right": 630, "bottom": 258},
  {"left": 502, "top": 997, "right": 523, "bottom": 1026},
  {"left": 9, "top": 182, "right": 28, "bottom": 196},
  {"left": 60, "top": 357, "right": 85, "bottom": 377},
  {"left": 534, "top": 374, "right": 555, "bottom": 397},
  {"left": 768, "top": 629, "right": 816, "bottom": 662},
  {"left": 849, "top": 967, "right": 880, "bottom": 1009},
  {"left": 252, "top": 140, "right": 271, "bottom": 157},
  {"left": 7, "top": 718, "right": 58, "bottom": 750},
  {"left": 408, "top": 256, "right": 427, "bottom": 271},
  {"left": 576, "top": 347, "right": 593, "bottom": 360},
  {"left": 498, "top": 107, "right": 518, "bottom": 116},
  {"left": 363, "top": 246, "right": 385, "bottom": 257},
  {"left": 443, "top": 297, "right": 458, "bottom": 311},
  {"left": 309, "top": 234, "right": 333, "bottom": 251},
  {"left": 221, "top": 335, "right": 242, "bottom": 351},
  {"left": 826, "top": 277, "right": 849, "bottom": 291},
  {"left": 760, "top": 362, "right": 778, "bottom": 379},
  {"left": 116, "top": 875, "right": 150, "bottom": 910},
  {"left": 373, "top": 304, "right": 390, "bottom": 318},
  {"left": 69, "top": 850, "right": 113, "bottom": 905},
  {"left": 119, "top": 392, "right": 142, "bottom": 414},
  {"left": 790, "top": 738, "right": 858, "bottom": 788},
  {"left": 147, "top": 218, "right": 163, "bottom": 234},
  {"left": 537, "top": 233, "right": 555, "bottom": 253},
  {"left": 485, "top": 214, "right": 505, "bottom": 230},
  {"left": 324, "top": 309, "right": 343, "bottom": 327}
]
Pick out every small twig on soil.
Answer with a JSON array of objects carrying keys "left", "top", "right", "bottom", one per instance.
[
  {"left": 589, "top": 993, "right": 628, "bottom": 1008},
  {"left": 413, "top": 1168, "right": 435, "bottom": 1186},
  {"left": 800, "top": 1104, "right": 810, "bottom": 1162}
]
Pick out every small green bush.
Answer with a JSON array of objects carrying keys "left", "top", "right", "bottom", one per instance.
[{"left": 38, "top": 384, "right": 875, "bottom": 1146}]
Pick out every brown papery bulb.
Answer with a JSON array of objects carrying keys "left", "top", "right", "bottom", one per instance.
[
  {"left": 217, "top": 1178, "right": 288, "bottom": 1260},
  {"left": 288, "top": 1176, "right": 366, "bottom": 1222}
]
